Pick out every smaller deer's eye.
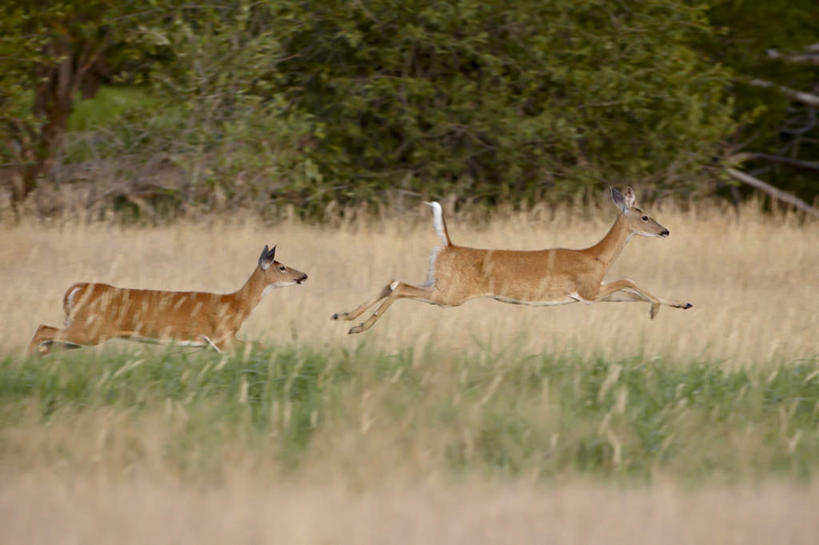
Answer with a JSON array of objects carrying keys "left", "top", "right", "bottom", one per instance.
[
  {"left": 641, "top": 215, "right": 648, "bottom": 222},
  {"left": 279, "top": 265, "right": 286, "bottom": 271}
]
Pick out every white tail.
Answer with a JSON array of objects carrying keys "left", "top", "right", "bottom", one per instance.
[
  {"left": 27, "top": 245, "right": 308, "bottom": 356},
  {"left": 424, "top": 201, "right": 451, "bottom": 246},
  {"left": 332, "top": 188, "right": 692, "bottom": 334}
]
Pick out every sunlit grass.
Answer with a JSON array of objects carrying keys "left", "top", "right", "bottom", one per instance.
[
  {"left": 2, "top": 199, "right": 817, "bottom": 366},
  {"left": 2, "top": 201, "right": 817, "bottom": 482},
  {"left": 1, "top": 201, "right": 817, "bottom": 544}
]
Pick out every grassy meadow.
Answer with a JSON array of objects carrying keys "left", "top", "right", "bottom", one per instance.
[{"left": 1, "top": 200, "right": 818, "bottom": 543}]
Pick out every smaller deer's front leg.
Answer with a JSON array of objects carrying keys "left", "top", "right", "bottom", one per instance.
[{"left": 593, "top": 279, "right": 693, "bottom": 319}]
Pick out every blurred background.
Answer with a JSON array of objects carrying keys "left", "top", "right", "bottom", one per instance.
[
  {"left": 1, "top": 3, "right": 818, "bottom": 543},
  {"left": 1, "top": 0, "right": 817, "bottom": 221}
]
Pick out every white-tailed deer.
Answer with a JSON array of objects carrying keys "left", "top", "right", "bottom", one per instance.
[
  {"left": 332, "top": 187, "right": 692, "bottom": 334},
  {"left": 27, "top": 245, "right": 307, "bottom": 356}
]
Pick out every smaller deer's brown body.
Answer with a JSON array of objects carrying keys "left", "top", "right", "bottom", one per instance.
[
  {"left": 28, "top": 245, "right": 307, "bottom": 356},
  {"left": 333, "top": 188, "right": 692, "bottom": 334}
]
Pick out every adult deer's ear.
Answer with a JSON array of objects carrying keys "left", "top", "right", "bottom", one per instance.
[
  {"left": 623, "top": 186, "right": 636, "bottom": 209},
  {"left": 610, "top": 187, "right": 627, "bottom": 214}
]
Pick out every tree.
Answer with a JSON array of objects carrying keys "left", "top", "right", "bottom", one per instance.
[
  {"left": 269, "top": 0, "right": 736, "bottom": 207},
  {"left": 0, "top": 1, "right": 155, "bottom": 213},
  {"left": 704, "top": 0, "right": 819, "bottom": 212}
]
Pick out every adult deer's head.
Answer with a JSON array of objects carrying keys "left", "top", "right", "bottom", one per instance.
[{"left": 611, "top": 187, "right": 669, "bottom": 238}]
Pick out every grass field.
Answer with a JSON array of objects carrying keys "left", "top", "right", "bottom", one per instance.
[{"left": 1, "top": 200, "right": 818, "bottom": 543}]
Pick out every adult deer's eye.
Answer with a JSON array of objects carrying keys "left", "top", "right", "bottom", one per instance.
[
  {"left": 641, "top": 215, "right": 648, "bottom": 222},
  {"left": 279, "top": 265, "right": 286, "bottom": 271}
]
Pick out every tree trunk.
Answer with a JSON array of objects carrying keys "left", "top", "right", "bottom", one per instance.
[{"left": 9, "top": 39, "right": 77, "bottom": 211}]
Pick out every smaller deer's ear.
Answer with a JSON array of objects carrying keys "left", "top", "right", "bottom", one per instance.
[
  {"left": 610, "top": 187, "right": 627, "bottom": 214},
  {"left": 259, "top": 244, "right": 276, "bottom": 271},
  {"left": 624, "top": 186, "right": 636, "bottom": 209}
]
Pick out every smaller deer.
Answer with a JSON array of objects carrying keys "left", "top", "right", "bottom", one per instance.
[
  {"left": 332, "top": 187, "right": 692, "bottom": 334},
  {"left": 27, "top": 245, "right": 307, "bottom": 356}
]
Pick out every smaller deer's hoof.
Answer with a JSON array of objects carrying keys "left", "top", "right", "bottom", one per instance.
[
  {"left": 348, "top": 324, "right": 364, "bottom": 335},
  {"left": 331, "top": 313, "right": 340, "bottom": 320},
  {"left": 683, "top": 303, "right": 693, "bottom": 309}
]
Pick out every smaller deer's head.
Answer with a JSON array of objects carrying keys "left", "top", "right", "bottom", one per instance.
[
  {"left": 258, "top": 245, "right": 308, "bottom": 290},
  {"left": 611, "top": 187, "right": 669, "bottom": 238}
]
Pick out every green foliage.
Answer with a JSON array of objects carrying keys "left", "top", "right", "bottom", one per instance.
[
  {"left": 2, "top": 347, "right": 817, "bottom": 482},
  {"left": 0, "top": 4, "right": 56, "bottom": 162},
  {"left": 2, "top": 0, "right": 741, "bottom": 219},
  {"left": 68, "top": 87, "right": 163, "bottom": 132},
  {"left": 269, "top": 0, "right": 735, "bottom": 207},
  {"left": 65, "top": 2, "right": 317, "bottom": 215},
  {"left": 703, "top": 0, "right": 819, "bottom": 201},
  {"left": 0, "top": 0, "right": 167, "bottom": 207},
  {"left": 12, "top": 0, "right": 819, "bottom": 217},
  {"left": 149, "top": 1, "right": 316, "bottom": 209}
]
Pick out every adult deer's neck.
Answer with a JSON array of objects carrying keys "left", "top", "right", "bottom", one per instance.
[
  {"left": 229, "top": 267, "right": 266, "bottom": 319},
  {"left": 584, "top": 213, "right": 632, "bottom": 267}
]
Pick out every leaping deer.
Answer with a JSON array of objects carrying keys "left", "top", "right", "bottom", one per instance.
[
  {"left": 27, "top": 245, "right": 307, "bottom": 356},
  {"left": 332, "top": 187, "right": 692, "bottom": 334}
]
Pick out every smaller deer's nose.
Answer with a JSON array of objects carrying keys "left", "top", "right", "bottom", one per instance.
[
  {"left": 298, "top": 274, "right": 308, "bottom": 283},
  {"left": 660, "top": 229, "right": 670, "bottom": 237}
]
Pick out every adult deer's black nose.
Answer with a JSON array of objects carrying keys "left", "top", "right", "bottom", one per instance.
[
  {"left": 297, "top": 274, "right": 308, "bottom": 284},
  {"left": 660, "top": 229, "right": 670, "bottom": 237}
]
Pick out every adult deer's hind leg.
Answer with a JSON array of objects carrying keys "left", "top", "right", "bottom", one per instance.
[
  {"left": 348, "top": 281, "right": 436, "bottom": 334},
  {"left": 331, "top": 282, "right": 395, "bottom": 322}
]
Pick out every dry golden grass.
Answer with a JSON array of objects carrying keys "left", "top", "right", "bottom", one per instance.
[
  {"left": 2, "top": 474, "right": 817, "bottom": 545},
  {"left": 2, "top": 201, "right": 817, "bottom": 544},
  {"left": 2, "top": 200, "right": 817, "bottom": 366}
]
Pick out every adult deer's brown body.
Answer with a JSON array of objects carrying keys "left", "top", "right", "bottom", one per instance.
[{"left": 333, "top": 187, "right": 692, "bottom": 334}]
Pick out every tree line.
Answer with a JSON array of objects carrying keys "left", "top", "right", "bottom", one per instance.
[{"left": 1, "top": 0, "right": 817, "bottom": 219}]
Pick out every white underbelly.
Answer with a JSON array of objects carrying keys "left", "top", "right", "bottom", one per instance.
[
  {"left": 490, "top": 295, "right": 576, "bottom": 307},
  {"left": 128, "top": 336, "right": 207, "bottom": 348}
]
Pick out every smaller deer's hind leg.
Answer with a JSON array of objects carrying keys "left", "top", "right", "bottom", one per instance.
[
  {"left": 29, "top": 318, "right": 121, "bottom": 357},
  {"left": 332, "top": 283, "right": 395, "bottom": 322},
  {"left": 27, "top": 324, "right": 83, "bottom": 357},
  {"left": 348, "top": 281, "right": 435, "bottom": 334}
]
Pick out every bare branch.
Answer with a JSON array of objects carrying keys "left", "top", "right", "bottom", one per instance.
[
  {"left": 766, "top": 49, "right": 819, "bottom": 66},
  {"left": 728, "top": 152, "right": 819, "bottom": 172},
  {"left": 747, "top": 79, "right": 819, "bottom": 108},
  {"left": 725, "top": 168, "right": 819, "bottom": 217}
]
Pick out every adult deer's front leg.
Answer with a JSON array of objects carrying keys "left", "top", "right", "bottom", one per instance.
[
  {"left": 595, "top": 279, "right": 693, "bottom": 319},
  {"left": 348, "top": 281, "right": 435, "bottom": 334}
]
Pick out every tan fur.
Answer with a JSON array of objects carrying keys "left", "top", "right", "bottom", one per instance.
[
  {"left": 333, "top": 187, "right": 692, "bottom": 334},
  {"left": 27, "top": 247, "right": 307, "bottom": 356}
]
